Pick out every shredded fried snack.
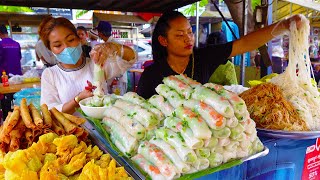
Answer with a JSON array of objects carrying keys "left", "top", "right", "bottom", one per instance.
[{"left": 239, "top": 83, "right": 309, "bottom": 131}]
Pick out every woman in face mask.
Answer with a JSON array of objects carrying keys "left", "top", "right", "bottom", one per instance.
[{"left": 39, "top": 16, "right": 137, "bottom": 114}]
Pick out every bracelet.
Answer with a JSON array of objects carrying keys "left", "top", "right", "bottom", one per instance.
[{"left": 74, "top": 95, "right": 81, "bottom": 104}]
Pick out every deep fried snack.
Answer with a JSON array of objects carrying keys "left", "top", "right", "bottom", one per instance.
[
  {"left": 50, "top": 108, "right": 76, "bottom": 134},
  {"left": 52, "top": 120, "right": 65, "bottom": 136},
  {"left": 62, "top": 113, "right": 86, "bottom": 125},
  {"left": 29, "top": 103, "right": 43, "bottom": 127},
  {"left": 40, "top": 104, "right": 52, "bottom": 128},
  {"left": 20, "top": 98, "right": 36, "bottom": 129}
]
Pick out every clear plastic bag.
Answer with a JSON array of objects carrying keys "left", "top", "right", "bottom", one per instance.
[{"left": 14, "top": 88, "right": 41, "bottom": 109}]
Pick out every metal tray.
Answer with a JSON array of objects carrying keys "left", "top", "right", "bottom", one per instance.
[
  {"left": 257, "top": 128, "right": 320, "bottom": 139},
  {"left": 84, "top": 119, "right": 269, "bottom": 179}
]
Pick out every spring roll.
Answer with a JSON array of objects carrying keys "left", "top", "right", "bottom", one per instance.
[
  {"left": 148, "top": 95, "right": 174, "bottom": 117},
  {"left": 184, "top": 99, "right": 226, "bottom": 130},
  {"left": 74, "top": 127, "right": 85, "bottom": 137},
  {"left": 236, "top": 146, "right": 249, "bottom": 158},
  {"left": 230, "top": 123, "right": 245, "bottom": 140},
  {"left": 3, "top": 106, "right": 20, "bottom": 135},
  {"left": 102, "top": 117, "right": 138, "bottom": 155},
  {"left": 62, "top": 113, "right": 86, "bottom": 125},
  {"left": 0, "top": 112, "right": 12, "bottom": 143},
  {"left": 222, "top": 150, "right": 237, "bottom": 163},
  {"left": 164, "top": 116, "right": 204, "bottom": 149},
  {"left": 20, "top": 98, "right": 36, "bottom": 129},
  {"left": 225, "top": 140, "right": 240, "bottom": 152},
  {"left": 52, "top": 120, "right": 65, "bottom": 136},
  {"left": 204, "top": 83, "right": 247, "bottom": 121},
  {"left": 218, "top": 137, "right": 231, "bottom": 147},
  {"left": 138, "top": 141, "right": 179, "bottom": 179},
  {"left": 226, "top": 117, "right": 238, "bottom": 128},
  {"left": 40, "top": 104, "right": 52, "bottom": 128},
  {"left": 32, "top": 128, "right": 43, "bottom": 139},
  {"left": 131, "top": 154, "right": 166, "bottom": 180},
  {"left": 163, "top": 76, "right": 193, "bottom": 99},
  {"left": 0, "top": 142, "right": 7, "bottom": 153},
  {"left": 114, "top": 99, "right": 159, "bottom": 129},
  {"left": 208, "top": 152, "right": 223, "bottom": 168},
  {"left": 175, "top": 106, "right": 212, "bottom": 139},
  {"left": 50, "top": 107, "right": 77, "bottom": 134},
  {"left": 213, "top": 127, "right": 231, "bottom": 138},
  {"left": 192, "top": 158, "right": 210, "bottom": 171},
  {"left": 241, "top": 118, "right": 256, "bottom": 135},
  {"left": 175, "top": 74, "right": 201, "bottom": 88},
  {"left": 43, "top": 128, "right": 54, "bottom": 134},
  {"left": 150, "top": 137, "right": 191, "bottom": 173},
  {"left": 104, "top": 106, "right": 146, "bottom": 139},
  {"left": 123, "top": 92, "right": 146, "bottom": 104},
  {"left": 204, "top": 137, "right": 218, "bottom": 148},
  {"left": 140, "top": 102, "right": 164, "bottom": 121},
  {"left": 9, "top": 129, "right": 22, "bottom": 152},
  {"left": 155, "top": 128, "right": 197, "bottom": 163},
  {"left": 25, "top": 128, "right": 34, "bottom": 145},
  {"left": 29, "top": 103, "right": 43, "bottom": 127},
  {"left": 195, "top": 148, "right": 211, "bottom": 159},
  {"left": 192, "top": 86, "right": 234, "bottom": 118},
  {"left": 155, "top": 84, "right": 184, "bottom": 108}
]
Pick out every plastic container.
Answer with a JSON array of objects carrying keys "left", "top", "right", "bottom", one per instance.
[{"left": 13, "top": 87, "right": 41, "bottom": 109}]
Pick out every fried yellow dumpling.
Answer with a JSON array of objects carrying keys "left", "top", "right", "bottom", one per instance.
[
  {"left": 78, "top": 160, "right": 107, "bottom": 180},
  {"left": 39, "top": 160, "right": 61, "bottom": 180},
  {"left": 62, "top": 152, "right": 86, "bottom": 176},
  {"left": 95, "top": 154, "right": 111, "bottom": 168},
  {"left": 2, "top": 150, "right": 28, "bottom": 173},
  {"left": 86, "top": 145, "right": 103, "bottom": 162}
]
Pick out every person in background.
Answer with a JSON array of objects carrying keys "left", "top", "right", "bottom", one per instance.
[
  {"left": 271, "top": 37, "right": 285, "bottom": 73},
  {"left": 0, "top": 24, "right": 22, "bottom": 75},
  {"left": 39, "top": 16, "right": 136, "bottom": 114},
  {"left": 96, "top": 20, "right": 129, "bottom": 94},
  {"left": 76, "top": 26, "right": 91, "bottom": 58},
  {"left": 137, "top": 11, "right": 302, "bottom": 99},
  {"left": 88, "top": 29, "right": 100, "bottom": 47},
  {"left": 35, "top": 39, "right": 57, "bottom": 67}
]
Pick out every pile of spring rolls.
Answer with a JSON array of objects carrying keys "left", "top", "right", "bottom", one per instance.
[
  {"left": 0, "top": 98, "right": 88, "bottom": 153},
  {"left": 100, "top": 75, "right": 264, "bottom": 179}
]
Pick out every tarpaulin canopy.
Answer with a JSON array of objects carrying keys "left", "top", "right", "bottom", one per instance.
[
  {"left": 0, "top": 0, "right": 200, "bottom": 12},
  {"left": 0, "top": 12, "right": 49, "bottom": 26}
]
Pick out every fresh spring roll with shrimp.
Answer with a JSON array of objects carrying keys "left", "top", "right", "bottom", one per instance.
[
  {"left": 164, "top": 116, "right": 204, "bottom": 149},
  {"left": 175, "top": 74, "right": 201, "bottom": 88},
  {"left": 195, "top": 148, "right": 211, "bottom": 159},
  {"left": 192, "top": 85, "right": 234, "bottom": 118},
  {"left": 114, "top": 99, "right": 159, "bottom": 129},
  {"left": 123, "top": 92, "right": 164, "bottom": 121},
  {"left": 155, "top": 127, "right": 197, "bottom": 163},
  {"left": 155, "top": 84, "right": 184, "bottom": 108},
  {"left": 132, "top": 154, "right": 166, "bottom": 180},
  {"left": 150, "top": 137, "right": 191, "bottom": 173},
  {"left": 241, "top": 118, "right": 257, "bottom": 135},
  {"left": 183, "top": 99, "right": 226, "bottom": 130},
  {"left": 222, "top": 150, "right": 237, "bottom": 163},
  {"left": 163, "top": 75, "right": 194, "bottom": 99},
  {"left": 148, "top": 95, "right": 174, "bottom": 117},
  {"left": 192, "top": 158, "right": 210, "bottom": 171},
  {"left": 225, "top": 140, "right": 240, "bottom": 152},
  {"left": 102, "top": 94, "right": 117, "bottom": 107},
  {"left": 227, "top": 117, "right": 239, "bottom": 128},
  {"left": 104, "top": 106, "right": 146, "bottom": 139},
  {"left": 208, "top": 152, "right": 223, "bottom": 168},
  {"left": 175, "top": 106, "right": 212, "bottom": 139},
  {"left": 218, "top": 137, "right": 231, "bottom": 147},
  {"left": 204, "top": 137, "right": 218, "bottom": 148},
  {"left": 252, "top": 137, "right": 264, "bottom": 154},
  {"left": 102, "top": 117, "right": 138, "bottom": 155},
  {"left": 230, "top": 123, "right": 245, "bottom": 140},
  {"left": 204, "top": 83, "right": 247, "bottom": 121},
  {"left": 138, "top": 141, "right": 180, "bottom": 179},
  {"left": 213, "top": 127, "right": 231, "bottom": 138}
]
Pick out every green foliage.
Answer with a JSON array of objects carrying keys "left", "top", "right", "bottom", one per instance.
[
  {"left": 252, "top": 0, "right": 261, "bottom": 11},
  {"left": 183, "top": 0, "right": 208, "bottom": 16},
  {"left": 75, "top": 10, "right": 89, "bottom": 19},
  {"left": 0, "top": 6, "right": 33, "bottom": 13}
]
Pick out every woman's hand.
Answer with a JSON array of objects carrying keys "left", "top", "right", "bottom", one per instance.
[
  {"left": 90, "top": 42, "right": 121, "bottom": 66},
  {"left": 78, "top": 89, "right": 94, "bottom": 101}
]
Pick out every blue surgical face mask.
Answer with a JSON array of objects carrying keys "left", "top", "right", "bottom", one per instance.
[{"left": 54, "top": 43, "right": 83, "bottom": 65}]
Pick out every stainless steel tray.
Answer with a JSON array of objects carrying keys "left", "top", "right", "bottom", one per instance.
[{"left": 257, "top": 128, "right": 320, "bottom": 139}]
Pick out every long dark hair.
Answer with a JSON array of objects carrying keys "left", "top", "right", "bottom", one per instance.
[{"left": 152, "top": 11, "right": 186, "bottom": 64}]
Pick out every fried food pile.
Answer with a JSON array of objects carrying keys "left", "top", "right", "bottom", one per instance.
[
  {"left": 0, "top": 98, "right": 88, "bottom": 153},
  {"left": 239, "top": 83, "right": 309, "bottom": 131},
  {"left": 0, "top": 133, "right": 131, "bottom": 179}
]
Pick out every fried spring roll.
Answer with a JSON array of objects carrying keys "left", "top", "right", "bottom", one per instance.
[
  {"left": 14, "top": 118, "right": 26, "bottom": 132},
  {"left": 0, "top": 113, "right": 12, "bottom": 144},
  {"left": 62, "top": 113, "right": 86, "bottom": 125},
  {"left": 0, "top": 142, "right": 7, "bottom": 153},
  {"left": 29, "top": 103, "right": 43, "bottom": 127},
  {"left": 74, "top": 127, "right": 84, "bottom": 137},
  {"left": 78, "top": 130, "right": 89, "bottom": 142},
  {"left": 52, "top": 120, "right": 65, "bottom": 136},
  {"left": 9, "top": 129, "right": 22, "bottom": 152},
  {"left": 40, "top": 104, "right": 53, "bottom": 128},
  {"left": 25, "top": 129, "right": 34, "bottom": 145},
  {"left": 32, "top": 128, "right": 43, "bottom": 139},
  {"left": 43, "top": 128, "right": 54, "bottom": 134},
  {"left": 50, "top": 108, "right": 76, "bottom": 133},
  {"left": 20, "top": 98, "right": 36, "bottom": 129},
  {"left": 3, "top": 106, "right": 20, "bottom": 134}
]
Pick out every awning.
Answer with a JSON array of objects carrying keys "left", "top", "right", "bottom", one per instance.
[
  {"left": 93, "top": 13, "right": 148, "bottom": 25},
  {"left": 0, "top": 0, "right": 200, "bottom": 13},
  {"left": 282, "top": 0, "right": 320, "bottom": 12},
  {"left": 0, "top": 12, "right": 49, "bottom": 26}
]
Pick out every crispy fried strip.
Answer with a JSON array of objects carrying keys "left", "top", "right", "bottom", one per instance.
[
  {"left": 25, "top": 129, "right": 34, "bottom": 145},
  {"left": 40, "top": 104, "right": 52, "bottom": 128},
  {"left": 50, "top": 108, "right": 77, "bottom": 133},
  {"left": 78, "top": 130, "right": 89, "bottom": 142},
  {"left": 43, "top": 128, "right": 54, "bottom": 134},
  {"left": 32, "top": 128, "right": 43, "bottom": 139},
  {"left": 20, "top": 98, "right": 36, "bottom": 129},
  {"left": 9, "top": 129, "right": 22, "bottom": 152},
  {"left": 3, "top": 106, "right": 20, "bottom": 135},
  {"left": 62, "top": 112, "right": 86, "bottom": 125},
  {"left": 52, "top": 120, "right": 65, "bottom": 136},
  {"left": 29, "top": 103, "right": 43, "bottom": 127},
  {"left": 74, "top": 127, "right": 84, "bottom": 137},
  {"left": 0, "top": 112, "right": 12, "bottom": 144},
  {"left": 0, "top": 142, "right": 7, "bottom": 153}
]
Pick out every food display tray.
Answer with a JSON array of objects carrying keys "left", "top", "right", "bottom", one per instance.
[{"left": 257, "top": 128, "right": 320, "bottom": 139}]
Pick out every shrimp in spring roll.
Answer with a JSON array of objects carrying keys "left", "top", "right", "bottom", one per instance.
[
  {"left": 163, "top": 76, "right": 193, "bottom": 99},
  {"left": 132, "top": 154, "right": 166, "bottom": 180}
]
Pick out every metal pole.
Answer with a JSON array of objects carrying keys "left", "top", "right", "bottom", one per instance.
[
  {"left": 240, "top": 0, "right": 248, "bottom": 85},
  {"left": 195, "top": 1, "right": 200, "bottom": 48},
  {"left": 267, "top": 0, "right": 273, "bottom": 66}
]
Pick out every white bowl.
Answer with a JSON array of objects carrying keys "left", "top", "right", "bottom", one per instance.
[{"left": 79, "top": 97, "right": 108, "bottom": 119}]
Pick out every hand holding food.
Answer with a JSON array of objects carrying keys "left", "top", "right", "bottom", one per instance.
[{"left": 89, "top": 42, "right": 121, "bottom": 67}]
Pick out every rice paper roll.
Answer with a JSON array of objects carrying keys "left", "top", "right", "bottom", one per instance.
[
  {"left": 148, "top": 95, "right": 174, "bottom": 117},
  {"left": 204, "top": 137, "right": 218, "bottom": 148},
  {"left": 192, "top": 158, "right": 210, "bottom": 171},
  {"left": 102, "top": 94, "right": 117, "bottom": 107},
  {"left": 226, "top": 117, "right": 239, "bottom": 128},
  {"left": 104, "top": 106, "right": 146, "bottom": 139},
  {"left": 102, "top": 117, "right": 138, "bottom": 154},
  {"left": 131, "top": 154, "right": 166, "bottom": 180},
  {"left": 195, "top": 148, "right": 211, "bottom": 159},
  {"left": 183, "top": 99, "right": 226, "bottom": 130},
  {"left": 184, "top": 167, "right": 198, "bottom": 174},
  {"left": 213, "top": 127, "right": 231, "bottom": 138},
  {"left": 252, "top": 138, "right": 264, "bottom": 153},
  {"left": 164, "top": 116, "right": 204, "bottom": 149},
  {"left": 150, "top": 137, "right": 191, "bottom": 173},
  {"left": 204, "top": 83, "right": 247, "bottom": 121},
  {"left": 208, "top": 152, "right": 223, "bottom": 168},
  {"left": 175, "top": 106, "right": 212, "bottom": 139},
  {"left": 236, "top": 146, "right": 249, "bottom": 158},
  {"left": 138, "top": 141, "right": 179, "bottom": 179},
  {"left": 218, "top": 137, "right": 231, "bottom": 147},
  {"left": 111, "top": 135, "right": 127, "bottom": 156},
  {"left": 175, "top": 74, "right": 201, "bottom": 88},
  {"left": 141, "top": 102, "right": 164, "bottom": 121},
  {"left": 192, "top": 86, "right": 234, "bottom": 118},
  {"left": 230, "top": 123, "right": 245, "bottom": 140},
  {"left": 114, "top": 99, "right": 159, "bottom": 129},
  {"left": 241, "top": 118, "right": 257, "bottom": 135},
  {"left": 222, "top": 150, "right": 237, "bottom": 163},
  {"left": 155, "top": 128, "right": 197, "bottom": 163},
  {"left": 225, "top": 140, "right": 240, "bottom": 151},
  {"left": 163, "top": 76, "right": 193, "bottom": 99},
  {"left": 155, "top": 84, "right": 184, "bottom": 108}
]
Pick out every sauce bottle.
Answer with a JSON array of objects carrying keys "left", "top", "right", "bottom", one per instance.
[{"left": 1, "top": 70, "right": 9, "bottom": 87}]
